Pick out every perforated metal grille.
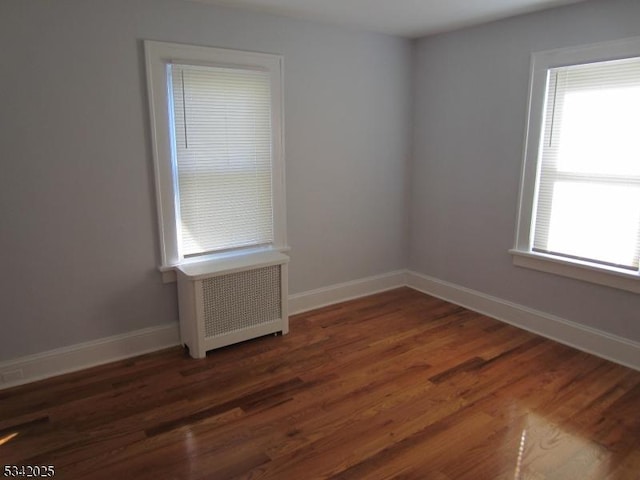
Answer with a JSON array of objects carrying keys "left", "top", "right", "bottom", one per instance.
[{"left": 202, "top": 265, "right": 281, "bottom": 338}]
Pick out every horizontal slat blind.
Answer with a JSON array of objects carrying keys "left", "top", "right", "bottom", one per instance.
[
  {"left": 533, "top": 57, "right": 640, "bottom": 270},
  {"left": 169, "top": 64, "right": 274, "bottom": 257}
]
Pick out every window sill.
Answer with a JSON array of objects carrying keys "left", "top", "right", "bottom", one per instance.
[
  {"left": 159, "top": 246, "right": 291, "bottom": 283},
  {"left": 509, "top": 249, "right": 640, "bottom": 294}
]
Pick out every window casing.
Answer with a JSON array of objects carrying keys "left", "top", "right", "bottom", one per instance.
[
  {"left": 512, "top": 37, "right": 640, "bottom": 293},
  {"left": 145, "top": 41, "right": 286, "bottom": 270}
]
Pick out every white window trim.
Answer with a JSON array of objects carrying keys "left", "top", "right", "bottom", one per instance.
[
  {"left": 144, "top": 40, "right": 287, "bottom": 272},
  {"left": 512, "top": 36, "right": 640, "bottom": 294}
]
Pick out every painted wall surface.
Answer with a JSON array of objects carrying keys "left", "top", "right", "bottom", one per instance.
[
  {"left": 0, "top": 0, "right": 412, "bottom": 360},
  {"left": 410, "top": 0, "right": 640, "bottom": 341}
]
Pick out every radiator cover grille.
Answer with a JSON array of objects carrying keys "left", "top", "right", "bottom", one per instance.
[{"left": 201, "top": 265, "right": 282, "bottom": 338}]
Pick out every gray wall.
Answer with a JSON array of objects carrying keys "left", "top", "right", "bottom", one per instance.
[
  {"left": 2, "top": 0, "right": 637, "bottom": 363},
  {"left": 410, "top": 0, "right": 640, "bottom": 342},
  {"left": 0, "top": 0, "right": 412, "bottom": 360}
]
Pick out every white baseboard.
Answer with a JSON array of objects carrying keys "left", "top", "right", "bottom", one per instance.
[
  {"left": 406, "top": 270, "right": 640, "bottom": 372},
  {"left": 0, "top": 324, "right": 180, "bottom": 390},
  {"left": 288, "top": 270, "right": 407, "bottom": 315},
  {"left": 0, "top": 271, "right": 406, "bottom": 390},
  {"left": 0, "top": 271, "right": 405, "bottom": 390},
  {"left": 2, "top": 268, "right": 637, "bottom": 390}
]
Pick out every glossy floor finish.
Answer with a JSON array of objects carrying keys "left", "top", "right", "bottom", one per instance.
[{"left": 1, "top": 288, "right": 639, "bottom": 479}]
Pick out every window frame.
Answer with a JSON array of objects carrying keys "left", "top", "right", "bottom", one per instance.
[
  {"left": 144, "top": 40, "right": 287, "bottom": 271},
  {"left": 511, "top": 36, "right": 640, "bottom": 294}
]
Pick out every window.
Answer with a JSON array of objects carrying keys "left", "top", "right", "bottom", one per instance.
[
  {"left": 144, "top": 41, "right": 286, "bottom": 269},
  {"left": 512, "top": 37, "right": 640, "bottom": 293}
]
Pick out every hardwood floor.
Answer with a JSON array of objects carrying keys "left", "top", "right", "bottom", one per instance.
[{"left": 1, "top": 287, "right": 639, "bottom": 479}]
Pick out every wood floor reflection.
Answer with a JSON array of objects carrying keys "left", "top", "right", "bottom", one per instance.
[{"left": 1, "top": 287, "right": 639, "bottom": 479}]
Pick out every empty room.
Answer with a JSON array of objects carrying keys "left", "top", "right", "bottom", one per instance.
[{"left": 1, "top": 0, "right": 639, "bottom": 478}]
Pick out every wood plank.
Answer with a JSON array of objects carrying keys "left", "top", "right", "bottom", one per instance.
[{"left": 0, "top": 287, "right": 638, "bottom": 479}]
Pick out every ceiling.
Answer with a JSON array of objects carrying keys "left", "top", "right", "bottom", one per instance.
[{"left": 189, "top": 0, "right": 587, "bottom": 38}]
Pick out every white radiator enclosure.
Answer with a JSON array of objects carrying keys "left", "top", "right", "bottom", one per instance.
[{"left": 176, "top": 251, "right": 289, "bottom": 358}]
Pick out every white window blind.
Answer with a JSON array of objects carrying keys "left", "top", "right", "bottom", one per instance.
[
  {"left": 532, "top": 56, "right": 640, "bottom": 271},
  {"left": 169, "top": 63, "right": 274, "bottom": 257}
]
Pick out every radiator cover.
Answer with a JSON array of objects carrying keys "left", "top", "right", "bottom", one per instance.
[{"left": 176, "top": 252, "right": 289, "bottom": 358}]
